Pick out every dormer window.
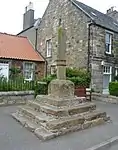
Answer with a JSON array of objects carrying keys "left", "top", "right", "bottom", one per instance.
[{"left": 105, "top": 32, "right": 112, "bottom": 54}]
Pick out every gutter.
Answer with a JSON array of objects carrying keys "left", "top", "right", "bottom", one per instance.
[
  {"left": 87, "top": 21, "right": 94, "bottom": 72},
  {"left": 34, "top": 28, "right": 48, "bottom": 77},
  {"left": 35, "top": 28, "right": 38, "bottom": 51},
  {"left": 87, "top": 23, "right": 91, "bottom": 71}
]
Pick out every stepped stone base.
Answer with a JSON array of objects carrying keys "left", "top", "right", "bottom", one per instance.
[{"left": 12, "top": 94, "right": 110, "bottom": 141}]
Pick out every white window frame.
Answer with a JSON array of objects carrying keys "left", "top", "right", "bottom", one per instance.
[
  {"left": 103, "top": 66, "right": 112, "bottom": 82},
  {"left": 115, "top": 67, "right": 118, "bottom": 76},
  {"left": 105, "top": 31, "right": 113, "bottom": 55},
  {"left": 46, "top": 39, "right": 52, "bottom": 58},
  {"left": 24, "top": 62, "right": 34, "bottom": 81}
]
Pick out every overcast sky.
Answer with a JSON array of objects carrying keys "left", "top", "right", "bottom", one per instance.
[{"left": 0, "top": 0, "right": 118, "bottom": 34}]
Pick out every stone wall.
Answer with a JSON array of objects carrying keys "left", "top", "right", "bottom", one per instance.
[
  {"left": 0, "top": 91, "right": 34, "bottom": 106},
  {"left": 37, "top": 0, "right": 90, "bottom": 73},
  {"left": 90, "top": 25, "right": 118, "bottom": 92},
  {"left": 92, "top": 92, "right": 118, "bottom": 104}
]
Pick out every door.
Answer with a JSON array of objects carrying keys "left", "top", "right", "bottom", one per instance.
[
  {"left": 0, "top": 63, "right": 9, "bottom": 80},
  {"left": 103, "top": 66, "right": 112, "bottom": 94}
]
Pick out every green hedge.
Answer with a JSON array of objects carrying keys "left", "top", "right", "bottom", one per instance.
[
  {"left": 34, "top": 82, "right": 48, "bottom": 97},
  {"left": 41, "top": 68, "right": 91, "bottom": 87},
  {"left": 34, "top": 68, "right": 91, "bottom": 96},
  {"left": 109, "top": 82, "right": 118, "bottom": 96}
]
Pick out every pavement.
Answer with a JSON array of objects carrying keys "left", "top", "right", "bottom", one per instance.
[{"left": 0, "top": 101, "right": 118, "bottom": 150}]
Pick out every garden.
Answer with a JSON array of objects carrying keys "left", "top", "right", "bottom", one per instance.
[{"left": 0, "top": 67, "right": 91, "bottom": 97}]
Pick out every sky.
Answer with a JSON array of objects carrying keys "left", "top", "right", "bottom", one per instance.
[{"left": 0, "top": 0, "right": 118, "bottom": 34}]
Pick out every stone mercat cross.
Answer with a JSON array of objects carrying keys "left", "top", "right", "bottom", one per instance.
[{"left": 56, "top": 21, "right": 66, "bottom": 80}]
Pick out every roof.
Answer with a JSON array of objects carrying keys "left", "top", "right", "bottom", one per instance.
[
  {"left": 71, "top": 0, "right": 118, "bottom": 33},
  {"left": 17, "top": 18, "right": 41, "bottom": 35},
  {"left": 0, "top": 33, "right": 44, "bottom": 62}
]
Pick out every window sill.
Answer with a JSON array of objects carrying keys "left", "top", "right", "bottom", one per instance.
[
  {"left": 46, "top": 56, "right": 52, "bottom": 59},
  {"left": 104, "top": 52, "right": 114, "bottom": 57},
  {"left": 24, "top": 79, "right": 33, "bottom": 82}
]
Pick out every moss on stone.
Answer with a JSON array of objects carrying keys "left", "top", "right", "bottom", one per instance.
[{"left": 58, "top": 26, "right": 63, "bottom": 40}]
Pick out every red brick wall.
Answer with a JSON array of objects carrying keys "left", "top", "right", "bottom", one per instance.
[{"left": 11, "top": 59, "right": 45, "bottom": 80}]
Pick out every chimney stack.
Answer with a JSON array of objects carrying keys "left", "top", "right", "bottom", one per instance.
[
  {"left": 106, "top": 6, "right": 118, "bottom": 22},
  {"left": 23, "top": 2, "right": 34, "bottom": 30}
]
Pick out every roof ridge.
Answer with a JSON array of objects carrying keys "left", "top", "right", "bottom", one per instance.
[
  {"left": 71, "top": 0, "right": 118, "bottom": 23},
  {"left": 0, "top": 32, "right": 27, "bottom": 38},
  {"left": 71, "top": 0, "right": 118, "bottom": 32}
]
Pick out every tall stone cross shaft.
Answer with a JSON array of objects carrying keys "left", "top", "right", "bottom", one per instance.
[{"left": 56, "top": 25, "right": 66, "bottom": 80}]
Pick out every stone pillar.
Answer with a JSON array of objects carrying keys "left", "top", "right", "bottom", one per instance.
[{"left": 56, "top": 25, "right": 66, "bottom": 80}]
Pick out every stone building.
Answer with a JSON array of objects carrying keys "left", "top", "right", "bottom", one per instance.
[
  {"left": 36, "top": 0, "right": 118, "bottom": 94},
  {"left": 18, "top": 0, "right": 118, "bottom": 94}
]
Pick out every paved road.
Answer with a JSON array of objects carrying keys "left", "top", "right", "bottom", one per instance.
[{"left": 1, "top": 101, "right": 118, "bottom": 150}]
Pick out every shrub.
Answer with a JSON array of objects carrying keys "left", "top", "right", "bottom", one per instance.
[
  {"left": 42, "top": 74, "right": 56, "bottom": 85},
  {"left": 34, "top": 82, "right": 48, "bottom": 97},
  {"left": 9, "top": 67, "right": 21, "bottom": 80},
  {"left": 109, "top": 82, "right": 118, "bottom": 96},
  {"left": 67, "top": 77, "right": 89, "bottom": 87},
  {"left": 41, "top": 68, "right": 91, "bottom": 88},
  {"left": 66, "top": 68, "right": 91, "bottom": 87}
]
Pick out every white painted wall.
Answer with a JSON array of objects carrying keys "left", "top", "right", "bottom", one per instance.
[{"left": 0, "top": 63, "right": 9, "bottom": 80}]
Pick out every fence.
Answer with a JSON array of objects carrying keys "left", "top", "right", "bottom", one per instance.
[
  {"left": 0, "top": 79, "right": 35, "bottom": 91},
  {"left": 0, "top": 79, "right": 48, "bottom": 96}
]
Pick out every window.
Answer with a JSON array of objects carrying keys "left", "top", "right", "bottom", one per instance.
[
  {"left": 103, "top": 66, "right": 112, "bottom": 83},
  {"left": 24, "top": 63, "right": 34, "bottom": 81},
  {"left": 46, "top": 39, "right": 52, "bottom": 57},
  {"left": 105, "top": 32, "right": 112, "bottom": 54},
  {"left": 103, "top": 66, "right": 112, "bottom": 74},
  {"left": 115, "top": 68, "right": 118, "bottom": 76}
]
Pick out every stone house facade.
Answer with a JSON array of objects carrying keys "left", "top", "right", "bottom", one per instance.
[
  {"left": 0, "top": 33, "right": 45, "bottom": 81},
  {"left": 18, "top": 0, "right": 118, "bottom": 93},
  {"left": 35, "top": 0, "right": 118, "bottom": 94}
]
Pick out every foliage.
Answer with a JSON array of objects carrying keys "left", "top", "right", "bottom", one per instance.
[
  {"left": 40, "top": 68, "right": 91, "bottom": 88},
  {"left": 9, "top": 67, "right": 22, "bottom": 80},
  {"left": 42, "top": 74, "right": 56, "bottom": 85},
  {"left": 0, "top": 77, "right": 34, "bottom": 91},
  {"left": 66, "top": 68, "right": 91, "bottom": 87},
  {"left": 67, "top": 77, "right": 89, "bottom": 87},
  {"left": 34, "top": 82, "right": 48, "bottom": 97},
  {"left": 109, "top": 82, "right": 118, "bottom": 96}
]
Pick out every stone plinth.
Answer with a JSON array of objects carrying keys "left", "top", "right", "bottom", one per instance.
[
  {"left": 12, "top": 25, "right": 110, "bottom": 141},
  {"left": 48, "top": 79, "right": 74, "bottom": 99},
  {"left": 12, "top": 81, "right": 109, "bottom": 140}
]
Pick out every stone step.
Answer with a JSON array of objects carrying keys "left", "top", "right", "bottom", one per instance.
[
  {"left": 45, "top": 110, "right": 107, "bottom": 131},
  {"left": 12, "top": 112, "right": 57, "bottom": 141},
  {"left": 27, "top": 101, "right": 41, "bottom": 112},
  {"left": 12, "top": 111, "right": 107, "bottom": 141},
  {"left": 83, "top": 110, "right": 107, "bottom": 121},
  {"left": 12, "top": 112, "right": 39, "bottom": 131},
  {"left": 18, "top": 106, "right": 55, "bottom": 125},
  {"left": 46, "top": 111, "right": 107, "bottom": 132},
  {"left": 40, "top": 102, "right": 96, "bottom": 117},
  {"left": 36, "top": 95, "right": 86, "bottom": 107},
  {"left": 46, "top": 115, "right": 85, "bottom": 131},
  {"left": 27, "top": 101, "right": 96, "bottom": 117}
]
